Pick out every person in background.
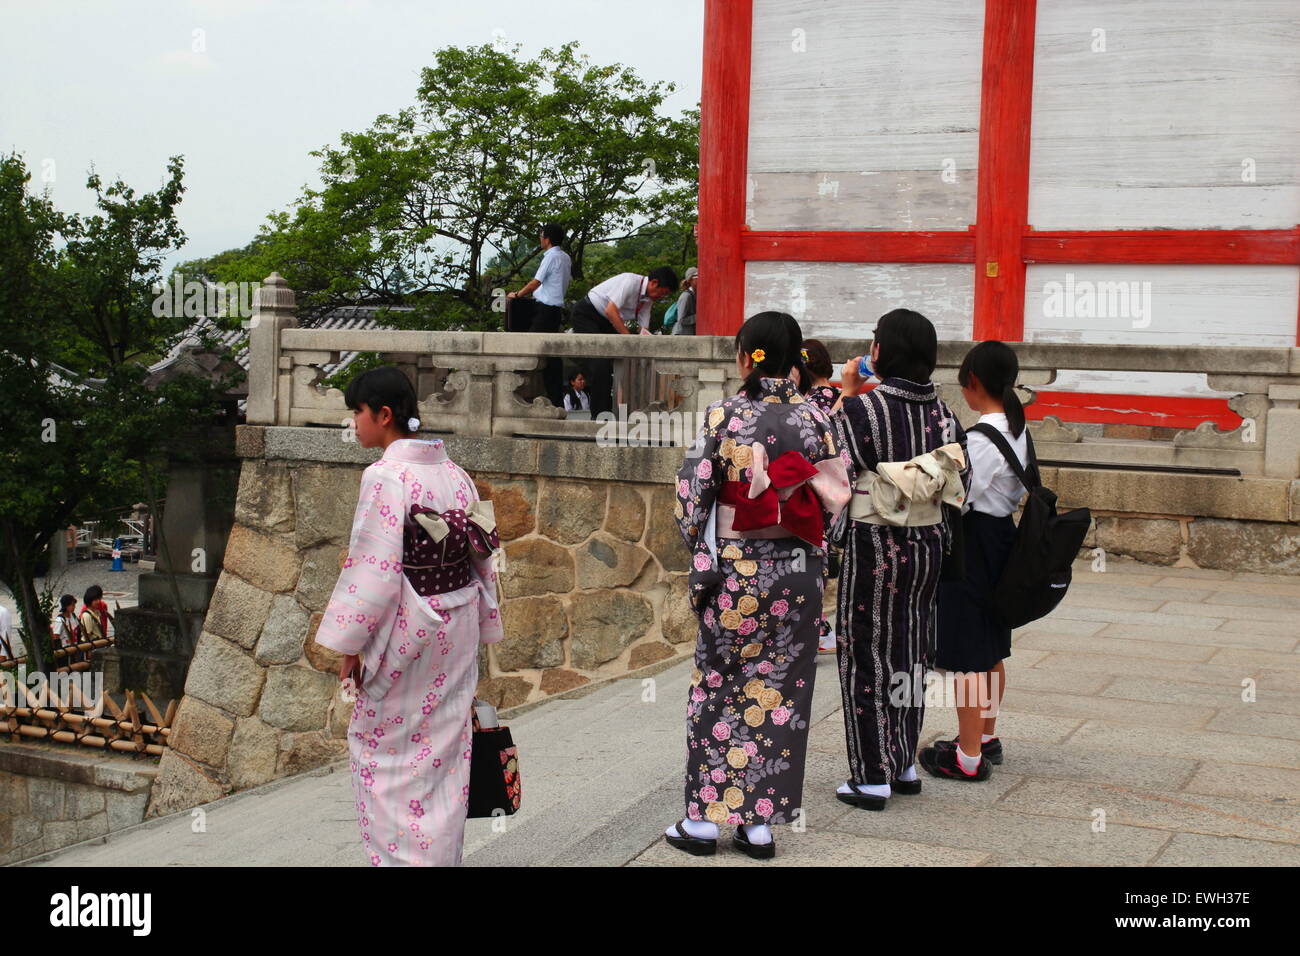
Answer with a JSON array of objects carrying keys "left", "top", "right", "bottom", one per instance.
[
  {"left": 0, "top": 603, "right": 13, "bottom": 659},
  {"left": 670, "top": 267, "right": 698, "bottom": 335},
  {"left": 570, "top": 266, "right": 678, "bottom": 415},
  {"left": 507, "top": 224, "right": 572, "bottom": 406},
  {"left": 801, "top": 339, "right": 845, "bottom": 655},
  {"left": 54, "top": 594, "right": 79, "bottom": 647},
  {"left": 562, "top": 370, "right": 591, "bottom": 414},
  {"left": 78, "top": 585, "right": 110, "bottom": 642},
  {"left": 925, "top": 341, "right": 1029, "bottom": 781}
]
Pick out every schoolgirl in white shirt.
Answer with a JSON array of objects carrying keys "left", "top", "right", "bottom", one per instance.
[
  {"left": 562, "top": 371, "right": 591, "bottom": 413},
  {"left": 924, "top": 341, "right": 1030, "bottom": 782}
]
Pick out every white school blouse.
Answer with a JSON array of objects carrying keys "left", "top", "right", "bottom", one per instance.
[
  {"left": 563, "top": 390, "right": 591, "bottom": 412},
  {"left": 964, "top": 412, "right": 1029, "bottom": 517}
]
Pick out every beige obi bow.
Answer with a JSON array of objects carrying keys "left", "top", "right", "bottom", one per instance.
[
  {"left": 849, "top": 442, "right": 966, "bottom": 527},
  {"left": 412, "top": 500, "right": 497, "bottom": 548}
]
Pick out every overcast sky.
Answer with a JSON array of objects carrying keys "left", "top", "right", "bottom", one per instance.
[{"left": 0, "top": 0, "right": 704, "bottom": 270}]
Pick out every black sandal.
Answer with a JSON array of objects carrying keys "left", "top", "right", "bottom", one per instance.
[
  {"left": 891, "top": 778, "right": 922, "bottom": 795},
  {"left": 732, "top": 824, "right": 776, "bottom": 860},
  {"left": 835, "top": 781, "right": 888, "bottom": 811},
  {"left": 665, "top": 820, "right": 717, "bottom": 856}
]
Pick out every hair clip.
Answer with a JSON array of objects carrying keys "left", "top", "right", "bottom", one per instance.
[
  {"left": 407, "top": 417, "right": 421, "bottom": 432},
  {"left": 751, "top": 348, "right": 766, "bottom": 363},
  {"left": 800, "top": 348, "right": 809, "bottom": 362}
]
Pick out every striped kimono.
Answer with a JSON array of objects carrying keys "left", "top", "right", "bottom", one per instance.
[{"left": 831, "top": 378, "right": 968, "bottom": 786}]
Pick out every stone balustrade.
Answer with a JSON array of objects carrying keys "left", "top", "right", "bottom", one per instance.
[{"left": 248, "top": 273, "right": 1300, "bottom": 480}]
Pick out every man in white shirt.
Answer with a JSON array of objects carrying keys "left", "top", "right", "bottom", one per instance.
[
  {"left": 507, "top": 224, "right": 573, "bottom": 405},
  {"left": 570, "top": 265, "right": 678, "bottom": 415},
  {"left": 0, "top": 604, "right": 14, "bottom": 659}
]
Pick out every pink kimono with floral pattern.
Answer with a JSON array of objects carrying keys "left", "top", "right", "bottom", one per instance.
[{"left": 315, "top": 438, "right": 503, "bottom": 866}]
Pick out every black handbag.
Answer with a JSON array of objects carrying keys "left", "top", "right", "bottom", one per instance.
[{"left": 466, "top": 700, "right": 521, "bottom": 819}]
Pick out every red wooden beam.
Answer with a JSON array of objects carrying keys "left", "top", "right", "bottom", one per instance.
[
  {"left": 1023, "top": 228, "right": 1300, "bottom": 265},
  {"left": 1027, "top": 391, "right": 1242, "bottom": 431},
  {"left": 973, "top": 0, "right": 1038, "bottom": 341},
  {"left": 697, "top": 0, "right": 753, "bottom": 336},
  {"left": 741, "top": 230, "right": 976, "bottom": 263}
]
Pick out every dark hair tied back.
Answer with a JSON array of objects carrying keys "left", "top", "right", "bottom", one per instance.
[
  {"left": 734, "top": 311, "right": 810, "bottom": 398},
  {"left": 344, "top": 365, "right": 420, "bottom": 435},
  {"left": 958, "top": 340, "right": 1026, "bottom": 438}
]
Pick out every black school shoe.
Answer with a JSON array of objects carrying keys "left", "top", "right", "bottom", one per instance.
[
  {"left": 665, "top": 820, "right": 717, "bottom": 856},
  {"left": 919, "top": 744, "right": 992, "bottom": 781},
  {"left": 934, "top": 735, "right": 1004, "bottom": 764},
  {"left": 732, "top": 825, "right": 776, "bottom": 860}
]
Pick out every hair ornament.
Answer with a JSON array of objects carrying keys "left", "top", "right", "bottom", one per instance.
[
  {"left": 800, "top": 348, "right": 809, "bottom": 362},
  {"left": 751, "top": 348, "right": 766, "bottom": 363},
  {"left": 407, "top": 417, "right": 421, "bottom": 432}
]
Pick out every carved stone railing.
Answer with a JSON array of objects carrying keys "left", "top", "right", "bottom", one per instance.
[{"left": 247, "top": 274, "right": 1300, "bottom": 479}]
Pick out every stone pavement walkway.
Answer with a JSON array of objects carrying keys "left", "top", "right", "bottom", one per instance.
[{"left": 22, "top": 558, "right": 1300, "bottom": 867}]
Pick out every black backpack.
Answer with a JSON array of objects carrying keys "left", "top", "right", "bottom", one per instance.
[{"left": 968, "top": 423, "right": 1091, "bottom": 629}]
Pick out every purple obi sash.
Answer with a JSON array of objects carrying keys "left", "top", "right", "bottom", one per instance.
[{"left": 403, "top": 502, "right": 499, "bottom": 596}]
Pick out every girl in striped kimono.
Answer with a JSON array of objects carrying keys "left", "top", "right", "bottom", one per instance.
[
  {"left": 315, "top": 366, "right": 504, "bottom": 867},
  {"left": 665, "top": 312, "right": 850, "bottom": 859},
  {"left": 829, "top": 310, "right": 969, "bottom": 810}
]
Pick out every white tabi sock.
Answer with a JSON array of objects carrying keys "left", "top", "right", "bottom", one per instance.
[
  {"left": 956, "top": 747, "right": 982, "bottom": 775},
  {"left": 740, "top": 823, "right": 772, "bottom": 845},
  {"left": 838, "top": 780, "right": 891, "bottom": 798},
  {"left": 897, "top": 764, "right": 919, "bottom": 782},
  {"left": 669, "top": 819, "right": 718, "bottom": 841}
]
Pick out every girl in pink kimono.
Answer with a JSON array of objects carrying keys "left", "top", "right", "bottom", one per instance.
[{"left": 315, "top": 366, "right": 504, "bottom": 866}]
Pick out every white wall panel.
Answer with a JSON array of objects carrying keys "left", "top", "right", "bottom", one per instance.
[
  {"left": 747, "top": 0, "right": 984, "bottom": 230},
  {"left": 744, "top": 261, "right": 974, "bottom": 341},
  {"left": 1029, "top": 0, "right": 1300, "bottom": 229},
  {"left": 1023, "top": 264, "right": 1299, "bottom": 345}
]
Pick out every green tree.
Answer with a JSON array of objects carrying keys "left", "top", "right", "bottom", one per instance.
[
  {"left": 0, "top": 154, "right": 234, "bottom": 669},
  {"left": 181, "top": 42, "right": 698, "bottom": 330}
]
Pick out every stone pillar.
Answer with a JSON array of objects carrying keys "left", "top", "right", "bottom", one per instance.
[
  {"left": 245, "top": 273, "right": 297, "bottom": 425},
  {"left": 1264, "top": 384, "right": 1300, "bottom": 478}
]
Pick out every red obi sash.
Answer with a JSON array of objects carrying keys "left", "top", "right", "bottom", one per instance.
[{"left": 718, "top": 449, "right": 824, "bottom": 547}]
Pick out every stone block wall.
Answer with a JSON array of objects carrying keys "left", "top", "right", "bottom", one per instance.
[
  {"left": 0, "top": 741, "right": 157, "bottom": 864},
  {"left": 474, "top": 474, "right": 696, "bottom": 708}
]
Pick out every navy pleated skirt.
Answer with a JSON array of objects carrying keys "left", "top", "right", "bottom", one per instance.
[{"left": 935, "top": 510, "right": 1016, "bottom": 673}]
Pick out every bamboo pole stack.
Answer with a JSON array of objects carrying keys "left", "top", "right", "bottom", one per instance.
[{"left": 0, "top": 659, "right": 173, "bottom": 756}]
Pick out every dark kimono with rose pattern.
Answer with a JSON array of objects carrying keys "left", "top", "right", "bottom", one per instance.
[{"left": 674, "top": 377, "right": 850, "bottom": 827}]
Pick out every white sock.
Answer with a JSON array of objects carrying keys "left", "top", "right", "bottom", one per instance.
[
  {"left": 740, "top": 823, "right": 772, "bottom": 845},
  {"left": 819, "top": 629, "right": 837, "bottom": 650},
  {"left": 670, "top": 819, "right": 718, "bottom": 840},
  {"left": 981, "top": 733, "right": 996, "bottom": 744},
  {"left": 838, "top": 780, "right": 891, "bottom": 798},
  {"left": 956, "top": 747, "right": 982, "bottom": 774},
  {"left": 897, "top": 764, "right": 919, "bottom": 782}
]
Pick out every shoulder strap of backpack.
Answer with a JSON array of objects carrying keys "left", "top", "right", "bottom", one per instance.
[{"left": 968, "top": 422, "right": 1038, "bottom": 492}]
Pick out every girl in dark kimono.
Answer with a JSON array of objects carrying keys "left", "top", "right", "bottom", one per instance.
[
  {"left": 666, "top": 312, "right": 850, "bottom": 859},
  {"left": 801, "top": 339, "right": 844, "bottom": 655},
  {"left": 829, "top": 309, "right": 969, "bottom": 809}
]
